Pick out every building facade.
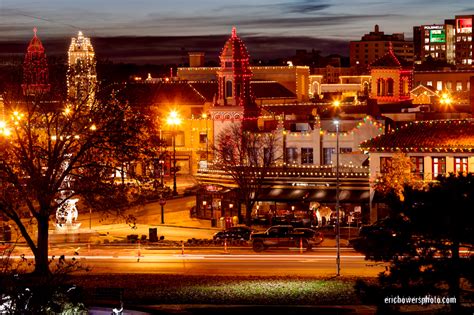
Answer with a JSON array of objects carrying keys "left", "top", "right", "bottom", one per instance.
[
  {"left": 413, "top": 24, "right": 455, "bottom": 64},
  {"left": 455, "top": 15, "right": 473, "bottom": 67},
  {"left": 350, "top": 25, "right": 414, "bottom": 68},
  {"left": 361, "top": 119, "right": 474, "bottom": 222}
]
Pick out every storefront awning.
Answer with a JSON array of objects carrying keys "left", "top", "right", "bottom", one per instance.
[{"left": 257, "top": 188, "right": 369, "bottom": 203}]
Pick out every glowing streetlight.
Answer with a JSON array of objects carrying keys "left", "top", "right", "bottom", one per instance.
[
  {"left": 333, "top": 100, "right": 341, "bottom": 108},
  {"left": 333, "top": 119, "right": 341, "bottom": 277},
  {"left": 167, "top": 110, "right": 182, "bottom": 196},
  {"left": 440, "top": 93, "right": 452, "bottom": 105}
]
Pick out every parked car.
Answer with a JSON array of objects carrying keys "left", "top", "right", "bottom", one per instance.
[
  {"left": 250, "top": 225, "right": 323, "bottom": 252},
  {"left": 351, "top": 217, "right": 412, "bottom": 260},
  {"left": 213, "top": 226, "right": 254, "bottom": 242},
  {"left": 183, "top": 184, "right": 201, "bottom": 196}
]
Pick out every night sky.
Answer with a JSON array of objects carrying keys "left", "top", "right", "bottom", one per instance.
[{"left": 1, "top": 0, "right": 473, "bottom": 63}]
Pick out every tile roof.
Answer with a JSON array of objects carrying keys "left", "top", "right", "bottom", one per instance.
[
  {"left": 251, "top": 81, "right": 295, "bottom": 99},
  {"left": 189, "top": 81, "right": 218, "bottom": 102},
  {"left": 121, "top": 82, "right": 206, "bottom": 106},
  {"left": 361, "top": 119, "right": 474, "bottom": 152},
  {"left": 370, "top": 50, "right": 411, "bottom": 68}
]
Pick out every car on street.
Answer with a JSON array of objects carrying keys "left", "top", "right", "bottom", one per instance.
[
  {"left": 250, "top": 225, "right": 324, "bottom": 252},
  {"left": 213, "top": 226, "right": 254, "bottom": 242},
  {"left": 183, "top": 184, "right": 201, "bottom": 196}
]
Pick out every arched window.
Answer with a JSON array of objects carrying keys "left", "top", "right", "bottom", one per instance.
[
  {"left": 377, "top": 78, "right": 385, "bottom": 96},
  {"left": 387, "top": 78, "right": 394, "bottom": 96},
  {"left": 226, "top": 81, "right": 232, "bottom": 98}
]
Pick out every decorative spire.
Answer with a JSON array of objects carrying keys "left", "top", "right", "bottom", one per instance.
[
  {"left": 33, "top": 27, "right": 37, "bottom": 36},
  {"left": 232, "top": 26, "right": 237, "bottom": 38}
]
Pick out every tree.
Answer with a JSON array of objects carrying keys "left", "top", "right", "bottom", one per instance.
[
  {"left": 373, "top": 153, "right": 425, "bottom": 203},
  {"left": 213, "top": 124, "right": 280, "bottom": 225},
  {"left": 0, "top": 90, "right": 150, "bottom": 276},
  {"left": 356, "top": 174, "right": 474, "bottom": 313}
]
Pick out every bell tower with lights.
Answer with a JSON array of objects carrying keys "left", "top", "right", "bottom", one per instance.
[
  {"left": 211, "top": 27, "right": 259, "bottom": 139},
  {"left": 67, "top": 31, "right": 97, "bottom": 106},
  {"left": 22, "top": 27, "right": 51, "bottom": 96}
]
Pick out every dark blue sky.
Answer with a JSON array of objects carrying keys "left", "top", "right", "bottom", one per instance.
[
  {"left": 1, "top": 1, "right": 473, "bottom": 63},
  {"left": 2, "top": 0, "right": 473, "bottom": 39}
]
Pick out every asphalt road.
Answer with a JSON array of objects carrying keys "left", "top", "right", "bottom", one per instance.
[{"left": 10, "top": 247, "right": 386, "bottom": 277}]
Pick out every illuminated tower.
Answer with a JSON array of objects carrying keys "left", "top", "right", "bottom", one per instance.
[
  {"left": 22, "top": 27, "right": 51, "bottom": 96},
  {"left": 211, "top": 27, "right": 258, "bottom": 135},
  {"left": 67, "top": 31, "right": 97, "bottom": 106}
]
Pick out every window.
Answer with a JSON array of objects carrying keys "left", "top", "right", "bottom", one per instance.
[
  {"left": 387, "top": 78, "right": 394, "bottom": 96},
  {"left": 226, "top": 81, "right": 232, "bottom": 97},
  {"left": 380, "top": 157, "right": 392, "bottom": 173},
  {"left": 199, "top": 133, "right": 207, "bottom": 144},
  {"left": 411, "top": 157, "right": 424, "bottom": 179},
  {"left": 301, "top": 148, "right": 313, "bottom": 164},
  {"left": 456, "top": 81, "right": 463, "bottom": 91},
  {"left": 454, "top": 157, "right": 468, "bottom": 173},
  {"left": 286, "top": 148, "right": 298, "bottom": 164},
  {"left": 436, "top": 81, "right": 443, "bottom": 91},
  {"left": 432, "top": 157, "right": 446, "bottom": 179},
  {"left": 264, "top": 147, "right": 274, "bottom": 163},
  {"left": 427, "top": 81, "right": 433, "bottom": 87},
  {"left": 225, "top": 61, "right": 232, "bottom": 68},
  {"left": 340, "top": 147, "right": 352, "bottom": 153},
  {"left": 323, "top": 148, "right": 335, "bottom": 165}
]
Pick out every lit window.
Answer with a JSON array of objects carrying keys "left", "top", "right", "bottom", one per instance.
[
  {"left": 432, "top": 157, "right": 446, "bottom": 179},
  {"left": 427, "top": 81, "right": 433, "bottom": 87},
  {"left": 436, "top": 81, "right": 443, "bottom": 91},
  {"left": 454, "top": 157, "right": 468, "bottom": 173},
  {"left": 456, "top": 82, "right": 463, "bottom": 91},
  {"left": 301, "top": 148, "right": 313, "bottom": 164},
  {"left": 286, "top": 148, "right": 298, "bottom": 164},
  {"left": 323, "top": 148, "right": 335, "bottom": 165},
  {"left": 410, "top": 157, "right": 424, "bottom": 179},
  {"left": 380, "top": 157, "right": 392, "bottom": 173}
]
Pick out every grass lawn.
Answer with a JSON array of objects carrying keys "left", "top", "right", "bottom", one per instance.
[{"left": 72, "top": 274, "right": 369, "bottom": 306}]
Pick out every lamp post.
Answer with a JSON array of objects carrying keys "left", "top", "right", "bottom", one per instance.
[
  {"left": 334, "top": 119, "right": 341, "bottom": 276},
  {"left": 202, "top": 113, "right": 209, "bottom": 164},
  {"left": 167, "top": 110, "right": 181, "bottom": 196}
]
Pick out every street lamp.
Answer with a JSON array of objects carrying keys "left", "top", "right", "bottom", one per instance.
[
  {"left": 167, "top": 110, "right": 182, "bottom": 196},
  {"left": 333, "top": 119, "right": 341, "bottom": 276}
]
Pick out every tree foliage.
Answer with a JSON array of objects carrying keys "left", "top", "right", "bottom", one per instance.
[
  {"left": 373, "top": 153, "right": 426, "bottom": 202},
  {"left": 356, "top": 173, "right": 474, "bottom": 313},
  {"left": 0, "top": 90, "right": 153, "bottom": 275},
  {"left": 212, "top": 124, "right": 281, "bottom": 225}
]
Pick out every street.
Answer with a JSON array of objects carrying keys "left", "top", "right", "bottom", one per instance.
[{"left": 9, "top": 246, "right": 386, "bottom": 277}]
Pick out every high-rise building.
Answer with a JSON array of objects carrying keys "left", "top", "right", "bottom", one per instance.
[
  {"left": 350, "top": 25, "right": 414, "bottom": 68},
  {"left": 454, "top": 15, "right": 473, "bottom": 67},
  {"left": 413, "top": 23, "right": 455, "bottom": 64},
  {"left": 22, "top": 28, "right": 50, "bottom": 96},
  {"left": 67, "top": 31, "right": 97, "bottom": 106}
]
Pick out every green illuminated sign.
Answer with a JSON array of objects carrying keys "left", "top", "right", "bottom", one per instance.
[{"left": 429, "top": 29, "right": 445, "bottom": 43}]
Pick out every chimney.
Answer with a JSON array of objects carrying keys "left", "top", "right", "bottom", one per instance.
[{"left": 189, "top": 52, "right": 205, "bottom": 67}]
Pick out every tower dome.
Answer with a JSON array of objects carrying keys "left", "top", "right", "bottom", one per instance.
[{"left": 22, "top": 27, "right": 50, "bottom": 96}]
